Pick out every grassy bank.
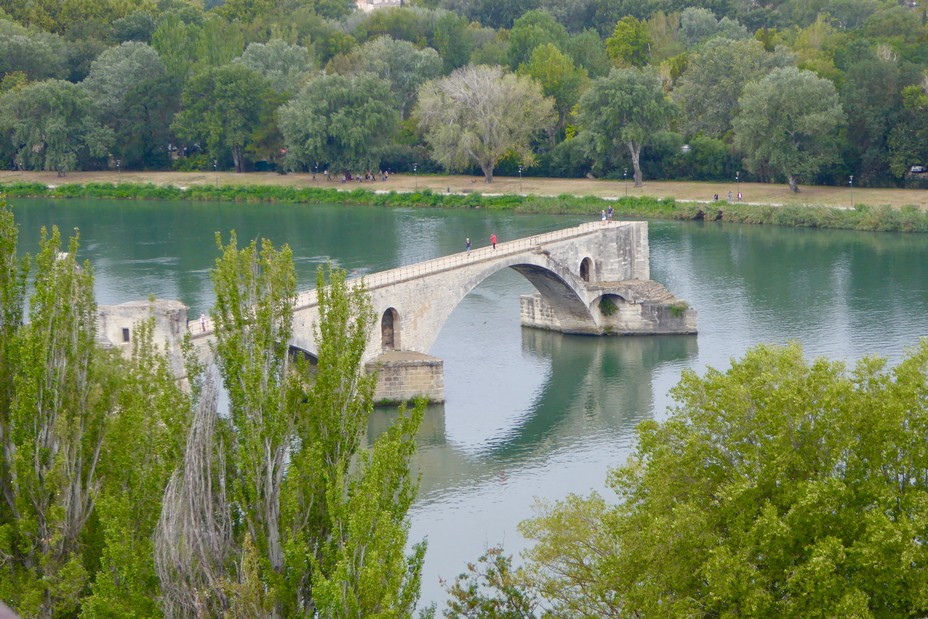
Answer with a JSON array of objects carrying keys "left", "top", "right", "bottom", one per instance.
[{"left": 3, "top": 179, "right": 928, "bottom": 233}]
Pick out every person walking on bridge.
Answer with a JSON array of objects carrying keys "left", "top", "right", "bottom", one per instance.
[
  {"left": 466, "top": 237, "right": 471, "bottom": 253},
  {"left": 490, "top": 233, "right": 497, "bottom": 249}
]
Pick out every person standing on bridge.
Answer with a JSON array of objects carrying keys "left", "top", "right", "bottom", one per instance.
[
  {"left": 466, "top": 237, "right": 471, "bottom": 253},
  {"left": 490, "top": 233, "right": 497, "bottom": 249}
]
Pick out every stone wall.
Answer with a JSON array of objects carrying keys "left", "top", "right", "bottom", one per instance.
[
  {"left": 366, "top": 351, "right": 445, "bottom": 404},
  {"left": 96, "top": 299, "right": 189, "bottom": 375}
]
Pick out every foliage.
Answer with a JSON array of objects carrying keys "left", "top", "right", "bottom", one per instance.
[
  {"left": 235, "top": 38, "right": 316, "bottom": 94},
  {"left": 673, "top": 37, "right": 794, "bottom": 139},
  {"left": 0, "top": 79, "right": 113, "bottom": 175},
  {"left": 0, "top": 17, "right": 70, "bottom": 81},
  {"left": 453, "top": 342, "right": 928, "bottom": 617},
  {"left": 444, "top": 546, "right": 539, "bottom": 618},
  {"left": 278, "top": 72, "right": 400, "bottom": 174},
  {"left": 518, "top": 43, "right": 589, "bottom": 141},
  {"left": 172, "top": 64, "right": 273, "bottom": 173},
  {"left": 605, "top": 16, "right": 651, "bottom": 67},
  {"left": 415, "top": 65, "right": 555, "bottom": 182},
  {"left": 81, "top": 41, "right": 166, "bottom": 121},
  {"left": 734, "top": 67, "right": 845, "bottom": 192},
  {"left": 330, "top": 35, "right": 443, "bottom": 119},
  {"left": 578, "top": 66, "right": 675, "bottom": 186}
]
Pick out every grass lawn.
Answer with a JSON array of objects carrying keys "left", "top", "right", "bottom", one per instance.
[{"left": 1, "top": 169, "right": 926, "bottom": 210}]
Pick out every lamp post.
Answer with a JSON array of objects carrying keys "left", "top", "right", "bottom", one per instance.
[
  {"left": 518, "top": 164, "right": 523, "bottom": 193},
  {"left": 314, "top": 161, "right": 318, "bottom": 181},
  {"left": 213, "top": 159, "right": 218, "bottom": 186},
  {"left": 736, "top": 170, "right": 740, "bottom": 199},
  {"left": 623, "top": 168, "right": 628, "bottom": 198},
  {"left": 116, "top": 159, "right": 120, "bottom": 174},
  {"left": 413, "top": 163, "right": 418, "bottom": 191},
  {"left": 849, "top": 175, "right": 854, "bottom": 208}
]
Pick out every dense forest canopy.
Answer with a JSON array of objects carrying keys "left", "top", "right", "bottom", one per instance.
[{"left": 1, "top": 0, "right": 928, "bottom": 189}]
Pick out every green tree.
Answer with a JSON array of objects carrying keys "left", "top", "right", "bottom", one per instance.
[
  {"left": 431, "top": 12, "right": 473, "bottom": 73},
  {"left": 507, "top": 9, "right": 569, "bottom": 70},
  {"left": 0, "top": 17, "right": 70, "bottom": 81},
  {"left": 605, "top": 16, "right": 652, "bottom": 67},
  {"left": 519, "top": 43, "right": 589, "bottom": 142},
  {"left": 563, "top": 29, "right": 611, "bottom": 78},
  {"left": 330, "top": 36, "right": 443, "bottom": 119},
  {"left": 0, "top": 79, "right": 113, "bottom": 175},
  {"left": 235, "top": 39, "right": 315, "bottom": 94},
  {"left": 80, "top": 319, "right": 191, "bottom": 618},
  {"left": 733, "top": 66, "right": 845, "bottom": 192},
  {"left": 81, "top": 41, "right": 166, "bottom": 121},
  {"left": 0, "top": 225, "right": 107, "bottom": 617},
  {"left": 578, "top": 66, "right": 675, "bottom": 185},
  {"left": 415, "top": 64, "right": 555, "bottom": 182},
  {"left": 673, "top": 37, "right": 794, "bottom": 138},
  {"left": 172, "top": 64, "right": 273, "bottom": 172},
  {"left": 463, "top": 342, "right": 928, "bottom": 617},
  {"left": 278, "top": 72, "right": 399, "bottom": 174}
]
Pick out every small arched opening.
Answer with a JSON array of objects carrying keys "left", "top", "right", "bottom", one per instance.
[
  {"left": 579, "top": 257, "right": 593, "bottom": 282},
  {"left": 381, "top": 307, "right": 400, "bottom": 350}
]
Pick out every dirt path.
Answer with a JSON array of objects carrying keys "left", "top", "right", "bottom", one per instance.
[{"left": 2, "top": 170, "right": 925, "bottom": 210}]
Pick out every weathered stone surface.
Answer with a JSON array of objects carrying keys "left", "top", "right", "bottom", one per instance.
[{"left": 96, "top": 221, "right": 695, "bottom": 401}]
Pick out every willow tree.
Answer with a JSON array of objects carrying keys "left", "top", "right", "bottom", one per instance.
[{"left": 415, "top": 64, "right": 555, "bottom": 183}]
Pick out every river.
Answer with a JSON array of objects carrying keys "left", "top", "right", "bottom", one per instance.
[{"left": 10, "top": 197, "right": 928, "bottom": 609}]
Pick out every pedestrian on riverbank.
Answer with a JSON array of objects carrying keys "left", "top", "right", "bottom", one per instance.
[
  {"left": 466, "top": 237, "right": 471, "bottom": 253},
  {"left": 199, "top": 313, "right": 206, "bottom": 332},
  {"left": 601, "top": 209, "right": 607, "bottom": 224},
  {"left": 490, "top": 233, "right": 497, "bottom": 249},
  {"left": 607, "top": 205, "right": 613, "bottom": 221}
]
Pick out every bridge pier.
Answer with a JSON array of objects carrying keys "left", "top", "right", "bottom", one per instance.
[{"left": 366, "top": 351, "right": 444, "bottom": 404}]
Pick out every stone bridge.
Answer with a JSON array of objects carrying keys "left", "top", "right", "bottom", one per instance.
[{"left": 97, "top": 221, "right": 696, "bottom": 403}]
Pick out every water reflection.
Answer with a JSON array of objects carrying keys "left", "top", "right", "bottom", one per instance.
[{"left": 370, "top": 303, "right": 697, "bottom": 604}]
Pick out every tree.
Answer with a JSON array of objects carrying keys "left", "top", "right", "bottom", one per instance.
[
  {"left": 578, "top": 66, "right": 675, "bottom": 185},
  {"left": 278, "top": 72, "right": 399, "bottom": 174},
  {"left": 0, "top": 17, "right": 69, "bottom": 81},
  {"left": 415, "top": 64, "right": 555, "bottom": 182},
  {"left": 507, "top": 9, "right": 569, "bottom": 70},
  {"left": 431, "top": 12, "right": 474, "bottom": 73},
  {"left": 81, "top": 319, "right": 191, "bottom": 618},
  {"left": 605, "top": 16, "right": 652, "bottom": 67},
  {"left": 330, "top": 36, "right": 443, "bottom": 119},
  {"left": 0, "top": 79, "right": 113, "bottom": 175},
  {"left": 0, "top": 224, "right": 107, "bottom": 617},
  {"left": 172, "top": 64, "right": 273, "bottom": 173},
  {"left": 733, "top": 66, "right": 845, "bottom": 192},
  {"left": 155, "top": 234, "right": 426, "bottom": 617},
  {"left": 81, "top": 41, "right": 166, "bottom": 121},
  {"left": 673, "top": 37, "right": 794, "bottom": 139},
  {"left": 461, "top": 342, "right": 928, "bottom": 617},
  {"left": 519, "top": 43, "right": 589, "bottom": 141},
  {"left": 235, "top": 39, "right": 315, "bottom": 94}
]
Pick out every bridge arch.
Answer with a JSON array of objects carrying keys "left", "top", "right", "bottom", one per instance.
[
  {"left": 381, "top": 307, "right": 400, "bottom": 350},
  {"left": 288, "top": 345, "right": 318, "bottom": 365},
  {"left": 579, "top": 257, "right": 592, "bottom": 282}
]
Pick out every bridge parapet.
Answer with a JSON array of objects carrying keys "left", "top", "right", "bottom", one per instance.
[{"left": 98, "top": 221, "right": 693, "bottom": 404}]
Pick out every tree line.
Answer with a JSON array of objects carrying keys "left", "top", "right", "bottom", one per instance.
[
  {"left": 0, "top": 197, "right": 426, "bottom": 617},
  {"left": 1, "top": 0, "right": 928, "bottom": 191}
]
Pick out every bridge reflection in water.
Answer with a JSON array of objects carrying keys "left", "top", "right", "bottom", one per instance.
[{"left": 368, "top": 329, "right": 698, "bottom": 499}]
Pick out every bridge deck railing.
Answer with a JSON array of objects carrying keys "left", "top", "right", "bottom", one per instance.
[{"left": 195, "top": 220, "right": 628, "bottom": 334}]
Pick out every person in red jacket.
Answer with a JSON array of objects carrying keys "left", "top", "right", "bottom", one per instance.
[{"left": 490, "top": 233, "right": 497, "bottom": 249}]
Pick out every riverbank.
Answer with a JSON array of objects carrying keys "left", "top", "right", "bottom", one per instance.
[{"left": 2, "top": 171, "right": 928, "bottom": 233}]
